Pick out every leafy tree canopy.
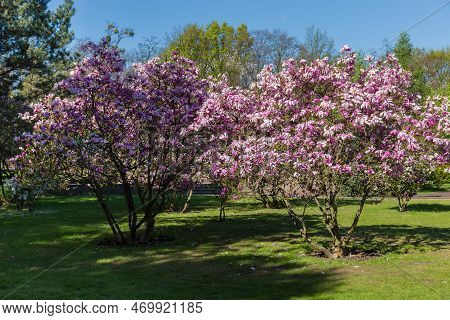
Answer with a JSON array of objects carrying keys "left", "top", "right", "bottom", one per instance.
[{"left": 163, "top": 21, "right": 253, "bottom": 86}]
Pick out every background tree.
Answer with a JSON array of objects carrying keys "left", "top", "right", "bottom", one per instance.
[
  {"left": 246, "top": 29, "right": 299, "bottom": 85},
  {"left": 163, "top": 21, "right": 253, "bottom": 86},
  {"left": 127, "top": 36, "right": 162, "bottom": 63},
  {"left": 0, "top": 0, "right": 75, "bottom": 203},
  {"left": 0, "top": 0, "right": 75, "bottom": 99},
  {"left": 298, "top": 25, "right": 335, "bottom": 61},
  {"left": 193, "top": 79, "right": 255, "bottom": 220},
  {"left": 103, "top": 22, "right": 135, "bottom": 47},
  {"left": 393, "top": 32, "right": 428, "bottom": 97},
  {"left": 0, "top": 97, "right": 25, "bottom": 203},
  {"left": 414, "top": 47, "right": 450, "bottom": 96}
]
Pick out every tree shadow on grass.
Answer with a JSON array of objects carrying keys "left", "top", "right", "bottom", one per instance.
[
  {"left": 1, "top": 241, "right": 341, "bottom": 299},
  {"left": 3, "top": 195, "right": 449, "bottom": 299},
  {"left": 389, "top": 203, "right": 450, "bottom": 213},
  {"left": 171, "top": 213, "right": 449, "bottom": 257},
  {"left": 156, "top": 212, "right": 326, "bottom": 249},
  {"left": 1, "top": 205, "right": 343, "bottom": 299},
  {"left": 6, "top": 193, "right": 448, "bottom": 257},
  {"left": 350, "top": 224, "right": 450, "bottom": 254},
  {"left": 188, "top": 195, "right": 270, "bottom": 213},
  {"left": 12, "top": 204, "right": 448, "bottom": 261},
  {"left": 3, "top": 204, "right": 450, "bottom": 299}
]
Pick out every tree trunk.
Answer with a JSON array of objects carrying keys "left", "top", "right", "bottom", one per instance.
[
  {"left": 341, "top": 193, "right": 368, "bottom": 251},
  {"left": 181, "top": 188, "right": 193, "bottom": 213},
  {"left": 315, "top": 197, "right": 346, "bottom": 259},
  {"left": 89, "top": 185, "right": 127, "bottom": 245},
  {"left": 122, "top": 182, "right": 137, "bottom": 243},
  {"left": 332, "top": 244, "right": 345, "bottom": 259},
  {"left": 218, "top": 202, "right": 226, "bottom": 221},
  {"left": 326, "top": 213, "right": 345, "bottom": 258},
  {"left": 141, "top": 215, "right": 156, "bottom": 243},
  {"left": 130, "top": 223, "right": 138, "bottom": 245},
  {"left": 97, "top": 197, "right": 127, "bottom": 245},
  {"left": 284, "top": 199, "right": 335, "bottom": 258},
  {"left": 0, "top": 171, "right": 6, "bottom": 200},
  {"left": 397, "top": 194, "right": 409, "bottom": 212},
  {"left": 270, "top": 197, "right": 284, "bottom": 209},
  {"left": 256, "top": 187, "right": 270, "bottom": 208}
]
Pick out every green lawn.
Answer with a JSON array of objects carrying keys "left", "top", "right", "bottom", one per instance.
[
  {"left": 0, "top": 195, "right": 449, "bottom": 299},
  {"left": 419, "top": 182, "right": 450, "bottom": 193}
]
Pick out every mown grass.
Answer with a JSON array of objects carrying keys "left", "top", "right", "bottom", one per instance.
[
  {"left": 0, "top": 195, "right": 449, "bottom": 299},
  {"left": 420, "top": 182, "right": 450, "bottom": 193}
]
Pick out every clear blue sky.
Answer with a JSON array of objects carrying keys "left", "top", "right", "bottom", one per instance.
[{"left": 49, "top": 0, "right": 450, "bottom": 52}]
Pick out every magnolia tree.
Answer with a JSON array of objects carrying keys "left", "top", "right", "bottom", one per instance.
[
  {"left": 248, "top": 174, "right": 284, "bottom": 208},
  {"left": 13, "top": 41, "right": 208, "bottom": 245},
  {"left": 386, "top": 97, "right": 449, "bottom": 212},
  {"left": 194, "top": 79, "right": 287, "bottom": 216},
  {"left": 193, "top": 79, "right": 255, "bottom": 220},
  {"left": 387, "top": 164, "right": 429, "bottom": 212},
  {"left": 214, "top": 47, "right": 449, "bottom": 258}
]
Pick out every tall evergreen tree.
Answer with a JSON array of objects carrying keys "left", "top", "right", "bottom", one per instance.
[{"left": 0, "top": 0, "right": 75, "bottom": 201}]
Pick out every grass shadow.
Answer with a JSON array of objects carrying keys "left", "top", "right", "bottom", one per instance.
[
  {"left": 350, "top": 224, "right": 450, "bottom": 254},
  {"left": 1, "top": 195, "right": 449, "bottom": 299},
  {"left": 390, "top": 203, "right": 450, "bottom": 213}
]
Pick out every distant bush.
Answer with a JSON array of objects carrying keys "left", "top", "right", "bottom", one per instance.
[
  {"left": 1, "top": 178, "right": 42, "bottom": 212},
  {"left": 425, "top": 165, "right": 450, "bottom": 189}
]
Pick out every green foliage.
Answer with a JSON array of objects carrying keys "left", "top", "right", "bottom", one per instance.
[
  {"left": 163, "top": 21, "right": 253, "bottom": 86},
  {"left": 426, "top": 165, "right": 450, "bottom": 189},
  {"left": 104, "top": 22, "right": 135, "bottom": 47},
  {"left": 0, "top": 0, "right": 75, "bottom": 99},
  {"left": 393, "top": 32, "right": 413, "bottom": 67},
  {"left": 393, "top": 33, "right": 449, "bottom": 98},
  {"left": 393, "top": 32, "right": 429, "bottom": 97},
  {"left": 0, "top": 178, "right": 40, "bottom": 212},
  {"left": 0, "top": 0, "right": 74, "bottom": 200},
  {"left": 414, "top": 47, "right": 450, "bottom": 97}
]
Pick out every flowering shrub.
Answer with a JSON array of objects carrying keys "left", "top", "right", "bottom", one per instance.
[
  {"left": 11, "top": 39, "right": 449, "bottom": 256},
  {"left": 14, "top": 41, "right": 208, "bottom": 244},
  {"left": 1, "top": 175, "right": 46, "bottom": 212},
  {"left": 426, "top": 164, "right": 450, "bottom": 189},
  {"left": 387, "top": 166, "right": 429, "bottom": 212},
  {"left": 206, "top": 47, "right": 449, "bottom": 257},
  {"left": 193, "top": 79, "right": 255, "bottom": 220}
]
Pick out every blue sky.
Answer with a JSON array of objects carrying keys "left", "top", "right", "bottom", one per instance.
[{"left": 50, "top": 0, "right": 450, "bottom": 53}]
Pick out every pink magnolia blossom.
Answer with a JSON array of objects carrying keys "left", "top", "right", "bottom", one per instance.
[
  {"left": 199, "top": 46, "right": 448, "bottom": 257},
  {"left": 14, "top": 41, "right": 208, "bottom": 244}
]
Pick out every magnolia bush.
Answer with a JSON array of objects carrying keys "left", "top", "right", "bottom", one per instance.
[
  {"left": 193, "top": 79, "right": 255, "bottom": 220},
  {"left": 387, "top": 163, "right": 430, "bottom": 212},
  {"left": 386, "top": 97, "right": 449, "bottom": 212},
  {"left": 207, "top": 47, "right": 449, "bottom": 258},
  {"left": 1, "top": 175, "right": 46, "bottom": 212},
  {"left": 14, "top": 41, "right": 208, "bottom": 245},
  {"left": 12, "top": 40, "right": 449, "bottom": 256},
  {"left": 426, "top": 164, "right": 450, "bottom": 189}
]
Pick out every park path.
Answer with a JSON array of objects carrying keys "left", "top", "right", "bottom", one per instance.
[{"left": 414, "top": 191, "right": 450, "bottom": 200}]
